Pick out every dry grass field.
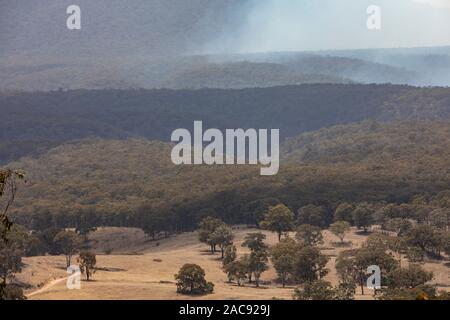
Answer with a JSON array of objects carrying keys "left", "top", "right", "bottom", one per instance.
[{"left": 17, "top": 227, "right": 450, "bottom": 300}]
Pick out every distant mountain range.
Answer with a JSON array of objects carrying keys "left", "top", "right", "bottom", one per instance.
[
  {"left": 1, "top": 47, "right": 449, "bottom": 91},
  {"left": 1, "top": 1, "right": 450, "bottom": 90}
]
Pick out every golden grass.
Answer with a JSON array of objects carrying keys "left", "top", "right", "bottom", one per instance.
[{"left": 18, "top": 227, "right": 449, "bottom": 300}]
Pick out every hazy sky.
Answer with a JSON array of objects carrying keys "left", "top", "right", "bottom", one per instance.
[{"left": 205, "top": 0, "right": 450, "bottom": 53}]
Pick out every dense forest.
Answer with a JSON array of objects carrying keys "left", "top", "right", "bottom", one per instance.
[
  {"left": 2, "top": 85, "right": 450, "bottom": 164},
  {"left": 5, "top": 120, "right": 450, "bottom": 235}
]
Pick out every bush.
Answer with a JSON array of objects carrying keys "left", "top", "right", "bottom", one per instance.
[{"left": 175, "top": 264, "right": 214, "bottom": 295}]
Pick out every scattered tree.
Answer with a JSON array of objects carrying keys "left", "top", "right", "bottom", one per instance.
[
  {"left": 271, "top": 237, "right": 298, "bottom": 287},
  {"left": 336, "top": 241, "right": 398, "bottom": 295},
  {"left": 175, "top": 264, "right": 214, "bottom": 295},
  {"left": 294, "top": 246, "right": 329, "bottom": 283},
  {"left": 78, "top": 251, "right": 96, "bottom": 281},
  {"left": 334, "top": 203, "right": 355, "bottom": 224},
  {"left": 208, "top": 225, "right": 234, "bottom": 259},
  {"left": 242, "top": 233, "right": 269, "bottom": 287},
  {"left": 293, "top": 280, "right": 336, "bottom": 300},
  {"left": 329, "top": 221, "right": 351, "bottom": 243},
  {"left": 223, "top": 245, "right": 237, "bottom": 267},
  {"left": 293, "top": 280, "right": 355, "bottom": 300},
  {"left": 197, "top": 217, "right": 225, "bottom": 254},
  {"left": 295, "top": 224, "right": 323, "bottom": 246},
  {"left": 54, "top": 230, "right": 81, "bottom": 267},
  {"left": 352, "top": 203, "right": 375, "bottom": 233},
  {"left": 386, "top": 264, "right": 433, "bottom": 290},
  {"left": 260, "top": 204, "right": 295, "bottom": 241},
  {"left": 405, "top": 224, "right": 443, "bottom": 258},
  {"left": 297, "top": 205, "right": 328, "bottom": 228}
]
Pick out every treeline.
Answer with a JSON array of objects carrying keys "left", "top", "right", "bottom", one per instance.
[
  {"left": 2, "top": 84, "right": 450, "bottom": 163},
  {"left": 6, "top": 120, "right": 450, "bottom": 235}
]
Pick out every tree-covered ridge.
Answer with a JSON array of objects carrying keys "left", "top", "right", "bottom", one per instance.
[
  {"left": 5, "top": 120, "right": 450, "bottom": 232},
  {"left": 283, "top": 120, "right": 450, "bottom": 163},
  {"left": 1, "top": 85, "right": 450, "bottom": 164}
]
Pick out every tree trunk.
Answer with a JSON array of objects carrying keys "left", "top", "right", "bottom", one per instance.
[
  {"left": 86, "top": 267, "right": 90, "bottom": 281},
  {"left": 360, "top": 275, "right": 365, "bottom": 295}
]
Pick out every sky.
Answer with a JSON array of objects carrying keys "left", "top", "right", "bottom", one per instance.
[
  {"left": 414, "top": 0, "right": 450, "bottom": 8},
  {"left": 204, "top": 0, "right": 450, "bottom": 53}
]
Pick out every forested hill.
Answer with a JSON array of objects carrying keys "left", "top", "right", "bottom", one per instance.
[
  {"left": 283, "top": 120, "right": 450, "bottom": 163},
  {"left": 2, "top": 84, "right": 450, "bottom": 164},
  {"left": 7, "top": 120, "right": 450, "bottom": 230}
]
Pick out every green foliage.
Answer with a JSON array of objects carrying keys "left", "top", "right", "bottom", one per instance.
[
  {"left": 293, "top": 280, "right": 336, "bottom": 300},
  {"left": 223, "top": 245, "right": 237, "bottom": 267},
  {"left": 295, "top": 224, "right": 323, "bottom": 246},
  {"left": 385, "top": 264, "right": 433, "bottom": 289},
  {"left": 293, "top": 280, "right": 355, "bottom": 300},
  {"left": 78, "top": 251, "right": 96, "bottom": 281},
  {"left": 329, "top": 221, "right": 351, "bottom": 243},
  {"left": 242, "top": 233, "right": 269, "bottom": 287},
  {"left": 405, "top": 225, "right": 444, "bottom": 258},
  {"left": 54, "top": 230, "right": 81, "bottom": 267},
  {"left": 334, "top": 203, "right": 355, "bottom": 224},
  {"left": 242, "top": 198, "right": 280, "bottom": 227},
  {"left": 270, "top": 238, "right": 299, "bottom": 287},
  {"left": 0, "top": 169, "right": 24, "bottom": 300},
  {"left": 352, "top": 203, "right": 375, "bottom": 233},
  {"left": 224, "top": 260, "right": 248, "bottom": 286},
  {"left": 242, "top": 233, "right": 268, "bottom": 252},
  {"left": 336, "top": 238, "right": 399, "bottom": 295},
  {"left": 260, "top": 204, "right": 295, "bottom": 241},
  {"left": 197, "top": 217, "right": 226, "bottom": 254},
  {"left": 297, "top": 205, "right": 328, "bottom": 228},
  {"left": 0, "top": 245, "right": 22, "bottom": 283},
  {"left": 293, "top": 246, "right": 329, "bottom": 283},
  {"left": 175, "top": 264, "right": 214, "bottom": 295},
  {"left": 208, "top": 225, "right": 234, "bottom": 259},
  {"left": 384, "top": 218, "right": 413, "bottom": 237},
  {"left": 4, "top": 85, "right": 450, "bottom": 164},
  {"left": 7, "top": 120, "right": 450, "bottom": 237},
  {"left": 1, "top": 284, "right": 25, "bottom": 300},
  {"left": 443, "top": 232, "right": 450, "bottom": 257}
]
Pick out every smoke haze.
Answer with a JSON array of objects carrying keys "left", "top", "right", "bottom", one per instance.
[{"left": 203, "top": 0, "right": 450, "bottom": 54}]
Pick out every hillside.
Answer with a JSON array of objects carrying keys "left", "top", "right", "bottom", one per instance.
[
  {"left": 16, "top": 227, "right": 370, "bottom": 300},
  {"left": 7, "top": 120, "right": 450, "bottom": 231},
  {"left": 161, "top": 61, "right": 351, "bottom": 89},
  {"left": 2, "top": 85, "right": 450, "bottom": 164},
  {"left": 0, "top": 53, "right": 432, "bottom": 91},
  {"left": 283, "top": 120, "right": 450, "bottom": 163},
  {"left": 17, "top": 227, "right": 450, "bottom": 300}
]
